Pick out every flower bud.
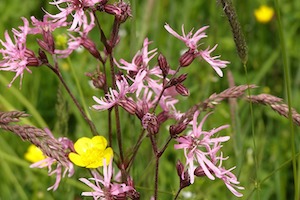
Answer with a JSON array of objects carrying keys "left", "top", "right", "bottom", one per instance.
[
  {"left": 134, "top": 54, "right": 143, "bottom": 67},
  {"left": 194, "top": 166, "right": 207, "bottom": 177},
  {"left": 38, "top": 49, "right": 48, "bottom": 64},
  {"left": 158, "top": 53, "right": 169, "bottom": 77},
  {"left": 176, "top": 160, "right": 184, "bottom": 177},
  {"left": 179, "top": 49, "right": 195, "bottom": 67},
  {"left": 175, "top": 83, "right": 190, "bottom": 96},
  {"left": 142, "top": 113, "right": 159, "bottom": 135},
  {"left": 169, "top": 122, "right": 187, "bottom": 137},
  {"left": 119, "top": 98, "right": 137, "bottom": 115},
  {"left": 25, "top": 49, "right": 41, "bottom": 66},
  {"left": 177, "top": 73, "right": 188, "bottom": 83},
  {"left": 157, "top": 111, "right": 169, "bottom": 125},
  {"left": 82, "top": 38, "right": 101, "bottom": 60}
]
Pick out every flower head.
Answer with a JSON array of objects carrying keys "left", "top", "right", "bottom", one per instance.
[
  {"left": 24, "top": 144, "right": 46, "bottom": 163},
  {"left": 80, "top": 159, "right": 135, "bottom": 199},
  {"left": 164, "top": 23, "right": 208, "bottom": 51},
  {"left": 48, "top": 0, "right": 103, "bottom": 31},
  {"left": 0, "top": 18, "right": 37, "bottom": 87},
  {"left": 165, "top": 24, "right": 229, "bottom": 77},
  {"left": 69, "top": 136, "right": 113, "bottom": 168},
  {"left": 174, "top": 111, "right": 244, "bottom": 197},
  {"left": 254, "top": 5, "right": 274, "bottom": 24}
]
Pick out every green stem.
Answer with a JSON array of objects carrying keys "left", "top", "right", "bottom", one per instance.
[
  {"left": 274, "top": 0, "right": 297, "bottom": 199},
  {"left": 243, "top": 63, "right": 260, "bottom": 199}
]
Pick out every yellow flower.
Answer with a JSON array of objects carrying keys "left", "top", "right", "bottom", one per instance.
[
  {"left": 24, "top": 144, "right": 46, "bottom": 163},
  {"left": 254, "top": 5, "right": 274, "bottom": 24},
  {"left": 69, "top": 136, "right": 113, "bottom": 168}
]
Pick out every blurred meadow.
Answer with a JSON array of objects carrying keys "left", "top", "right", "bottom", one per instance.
[{"left": 0, "top": 0, "right": 300, "bottom": 199}]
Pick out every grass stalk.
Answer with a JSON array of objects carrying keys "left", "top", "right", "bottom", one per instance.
[{"left": 274, "top": 0, "right": 298, "bottom": 199}]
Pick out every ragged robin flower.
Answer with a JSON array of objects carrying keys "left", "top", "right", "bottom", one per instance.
[
  {"left": 69, "top": 136, "right": 113, "bottom": 168},
  {"left": 24, "top": 144, "right": 46, "bottom": 163},
  {"left": 254, "top": 5, "right": 274, "bottom": 24}
]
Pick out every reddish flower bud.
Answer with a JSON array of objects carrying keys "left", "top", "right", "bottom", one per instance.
[
  {"left": 104, "top": 2, "right": 132, "bottom": 23},
  {"left": 134, "top": 54, "right": 143, "bottom": 67},
  {"left": 176, "top": 160, "right": 184, "bottom": 177},
  {"left": 37, "top": 30, "right": 55, "bottom": 54},
  {"left": 142, "top": 113, "right": 159, "bottom": 135},
  {"left": 157, "top": 111, "right": 169, "bottom": 125},
  {"left": 38, "top": 49, "right": 48, "bottom": 64},
  {"left": 177, "top": 73, "right": 188, "bottom": 83},
  {"left": 179, "top": 49, "right": 195, "bottom": 67},
  {"left": 169, "top": 122, "right": 187, "bottom": 137},
  {"left": 82, "top": 38, "right": 101, "bottom": 60},
  {"left": 175, "top": 83, "right": 190, "bottom": 96},
  {"left": 25, "top": 49, "right": 41, "bottom": 66},
  {"left": 119, "top": 98, "right": 137, "bottom": 115},
  {"left": 176, "top": 160, "right": 191, "bottom": 189},
  {"left": 158, "top": 53, "right": 169, "bottom": 77}
]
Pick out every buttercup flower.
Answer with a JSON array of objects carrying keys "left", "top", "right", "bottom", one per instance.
[
  {"left": 69, "top": 136, "right": 113, "bottom": 168},
  {"left": 24, "top": 144, "right": 46, "bottom": 163},
  {"left": 254, "top": 5, "right": 274, "bottom": 24}
]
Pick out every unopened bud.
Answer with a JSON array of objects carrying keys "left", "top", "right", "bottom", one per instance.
[
  {"left": 157, "top": 111, "right": 169, "bottom": 125},
  {"left": 82, "top": 38, "right": 101, "bottom": 60},
  {"left": 38, "top": 49, "right": 48, "bottom": 64},
  {"left": 179, "top": 49, "right": 195, "bottom": 67},
  {"left": 176, "top": 160, "right": 191, "bottom": 189},
  {"left": 115, "top": 2, "right": 132, "bottom": 23},
  {"left": 134, "top": 54, "right": 143, "bottom": 67},
  {"left": 43, "top": 30, "right": 55, "bottom": 53},
  {"left": 176, "top": 160, "right": 184, "bottom": 177},
  {"left": 158, "top": 53, "right": 169, "bottom": 77},
  {"left": 25, "top": 49, "right": 41, "bottom": 66},
  {"left": 142, "top": 113, "right": 159, "bottom": 135},
  {"left": 194, "top": 166, "right": 207, "bottom": 177},
  {"left": 175, "top": 83, "right": 190, "bottom": 96},
  {"left": 177, "top": 73, "right": 188, "bottom": 83},
  {"left": 169, "top": 122, "right": 187, "bottom": 137},
  {"left": 119, "top": 98, "right": 136, "bottom": 115}
]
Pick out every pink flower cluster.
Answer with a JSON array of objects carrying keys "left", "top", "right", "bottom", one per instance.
[{"left": 175, "top": 111, "right": 244, "bottom": 197}]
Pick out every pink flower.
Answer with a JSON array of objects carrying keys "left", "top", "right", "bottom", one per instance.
[
  {"left": 164, "top": 23, "right": 229, "bottom": 77},
  {"left": 92, "top": 72, "right": 144, "bottom": 113},
  {"left": 80, "top": 159, "right": 134, "bottom": 199},
  {"left": 0, "top": 18, "right": 36, "bottom": 87},
  {"left": 174, "top": 111, "right": 244, "bottom": 197},
  {"left": 55, "top": 12, "right": 97, "bottom": 58},
  {"left": 198, "top": 45, "right": 229, "bottom": 77},
  {"left": 164, "top": 23, "right": 208, "bottom": 51},
  {"left": 48, "top": 0, "right": 103, "bottom": 31},
  {"left": 29, "top": 15, "right": 68, "bottom": 35}
]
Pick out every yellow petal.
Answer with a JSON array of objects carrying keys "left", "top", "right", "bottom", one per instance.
[
  {"left": 69, "top": 152, "right": 86, "bottom": 167},
  {"left": 73, "top": 137, "right": 93, "bottom": 154},
  {"left": 24, "top": 144, "right": 46, "bottom": 163},
  {"left": 91, "top": 136, "right": 108, "bottom": 151}
]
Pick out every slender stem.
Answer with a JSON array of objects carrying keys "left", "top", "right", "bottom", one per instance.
[
  {"left": 157, "top": 136, "right": 172, "bottom": 158},
  {"left": 173, "top": 188, "right": 182, "bottom": 200},
  {"left": 127, "top": 129, "right": 146, "bottom": 170},
  {"left": 152, "top": 65, "right": 181, "bottom": 112},
  {"left": 154, "top": 156, "right": 159, "bottom": 200},
  {"left": 46, "top": 63, "right": 98, "bottom": 136},
  {"left": 274, "top": 0, "right": 297, "bottom": 199}
]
